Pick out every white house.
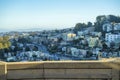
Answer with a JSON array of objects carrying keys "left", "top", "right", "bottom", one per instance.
[
  {"left": 77, "top": 31, "right": 84, "bottom": 36},
  {"left": 105, "top": 33, "right": 120, "bottom": 42},
  {"left": 87, "top": 37, "right": 99, "bottom": 48},
  {"left": 70, "top": 47, "right": 79, "bottom": 57}
]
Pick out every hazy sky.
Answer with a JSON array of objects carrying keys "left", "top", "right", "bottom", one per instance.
[{"left": 0, "top": 0, "right": 120, "bottom": 30}]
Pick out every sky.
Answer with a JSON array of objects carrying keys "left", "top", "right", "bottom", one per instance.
[{"left": 0, "top": 0, "right": 120, "bottom": 30}]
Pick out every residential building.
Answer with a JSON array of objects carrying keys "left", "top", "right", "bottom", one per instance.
[
  {"left": 67, "top": 33, "right": 76, "bottom": 41},
  {"left": 62, "top": 33, "right": 76, "bottom": 41},
  {"left": 77, "top": 31, "right": 84, "bottom": 36},
  {"left": 103, "top": 23, "right": 112, "bottom": 32},
  {"left": 87, "top": 37, "right": 99, "bottom": 48},
  {"left": 114, "top": 23, "right": 120, "bottom": 31},
  {"left": 71, "top": 47, "right": 79, "bottom": 57},
  {"left": 105, "top": 33, "right": 120, "bottom": 42}
]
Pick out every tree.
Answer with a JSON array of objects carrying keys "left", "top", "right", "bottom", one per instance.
[
  {"left": 49, "top": 45, "right": 58, "bottom": 53},
  {"left": 0, "top": 37, "right": 3, "bottom": 42},
  {"left": 58, "top": 37, "right": 63, "bottom": 42},
  {"left": 3, "top": 36, "right": 9, "bottom": 41},
  {"left": 74, "top": 23, "right": 87, "bottom": 32},
  {"left": 0, "top": 43, "right": 3, "bottom": 49},
  {"left": 2, "top": 41, "right": 11, "bottom": 49},
  {"left": 102, "top": 42, "right": 108, "bottom": 50},
  {"left": 14, "top": 46, "right": 20, "bottom": 52},
  {"left": 86, "top": 51, "right": 93, "bottom": 58},
  {"left": 118, "top": 45, "right": 120, "bottom": 50},
  {"left": 0, "top": 36, "right": 11, "bottom": 49},
  {"left": 4, "top": 48, "right": 10, "bottom": 53},
  {"left": 0, "top": 49, "right": 4, "bottom": 59},
  {"left": 110, "top": 41, "right": 115, "bottom": 49},
  {"left": 107, "top": 15, "right": 120, "bottom": 23},
  {"left": 94, "top": 15, "right": 106, "bottom": 32},
  {"left": 33, "top": 46, "right": 38, "bottom": 51},
  {"left": 25, "top": 46, "right": 30, "bottom": 51},
  {"left": 55, "top": 29, "right": 59, "bottom": 33},
  {"left": 18, "top": 37, "right": 28, "bottom": 44},
  {"left": 72, "top": 39, "right": 80, "bottom": 45},
  {"left": 87, "top": 22, "right": 92, "bottom": 27}
]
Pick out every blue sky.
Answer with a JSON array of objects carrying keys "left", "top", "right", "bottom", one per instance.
[{"left": 0, "top": 0, "right": 120, "bottom": 30}]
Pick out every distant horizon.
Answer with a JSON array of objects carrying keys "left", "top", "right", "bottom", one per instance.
[
  {"left": 0, "top": 26, "right": 73, "bottom": 32},
  {"left": 0, "top": 0, "right": 120, "bottom": 30}
]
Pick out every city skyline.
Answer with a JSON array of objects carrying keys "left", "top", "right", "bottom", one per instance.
[{"left": 0, "top": 0, "right": 120, "bottom": 30}]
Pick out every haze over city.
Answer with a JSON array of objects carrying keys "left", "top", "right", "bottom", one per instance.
[{"left": 0, "top": 0, "right": 120, "bottom": 31}]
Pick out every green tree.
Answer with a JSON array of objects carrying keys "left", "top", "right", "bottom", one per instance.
[
  {"left": 87, "top": 22, "right": 92, "bottom": 27},
  {"left": 74, "top": 23, "right": 87, "bottom": 32},
  {"left": 102, "top": 42, "right": 108, "bottom": 50},
  {"left": 0, "top": 36, "right": 11, "bottom": 49},
  {"left": 94, "top": 15, "right": 106, "bottom": 32},
  {"left": 49, "top": 45, "right": 58, "bottom": 53},
  {"left": 0, "top": 43, "right": 3, "bottom": 49},
  {"left": 3, "top": 36, "right": 9, "bottom": 41},
  {"left": 107, "top": 15, "right": 120, "bottom": 23},
  {"left": 0, "top": 37, "right": 3, "bottom": 42}
]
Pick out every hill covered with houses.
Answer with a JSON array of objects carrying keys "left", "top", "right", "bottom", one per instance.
[{"left": 0, "top": 15, "right": 120, "bottom": 62}]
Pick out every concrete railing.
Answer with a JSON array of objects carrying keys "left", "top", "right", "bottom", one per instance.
[{"left": 0, "top": 59, "right": 120, "bottom": 80}]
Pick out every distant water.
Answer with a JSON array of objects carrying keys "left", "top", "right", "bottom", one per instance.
[
  {"left": 17, "top": 28, "right": 44, "bottom": 32},
  {"left": 0, "top": 27, "right": 68, "bottom": 33},
  {"left": 0, "top": 28, "right": 53, "bottom": 33},
  {"left": 0, "top": 29, "right": 10, "bottom": 33}
]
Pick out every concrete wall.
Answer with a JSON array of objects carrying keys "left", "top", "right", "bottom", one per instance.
[
  {"left": 0, "top": 62, "right": 7, "bottom": 80},
  {"left": 0, "top": 59, "right": 120, "bottom": 80}
]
